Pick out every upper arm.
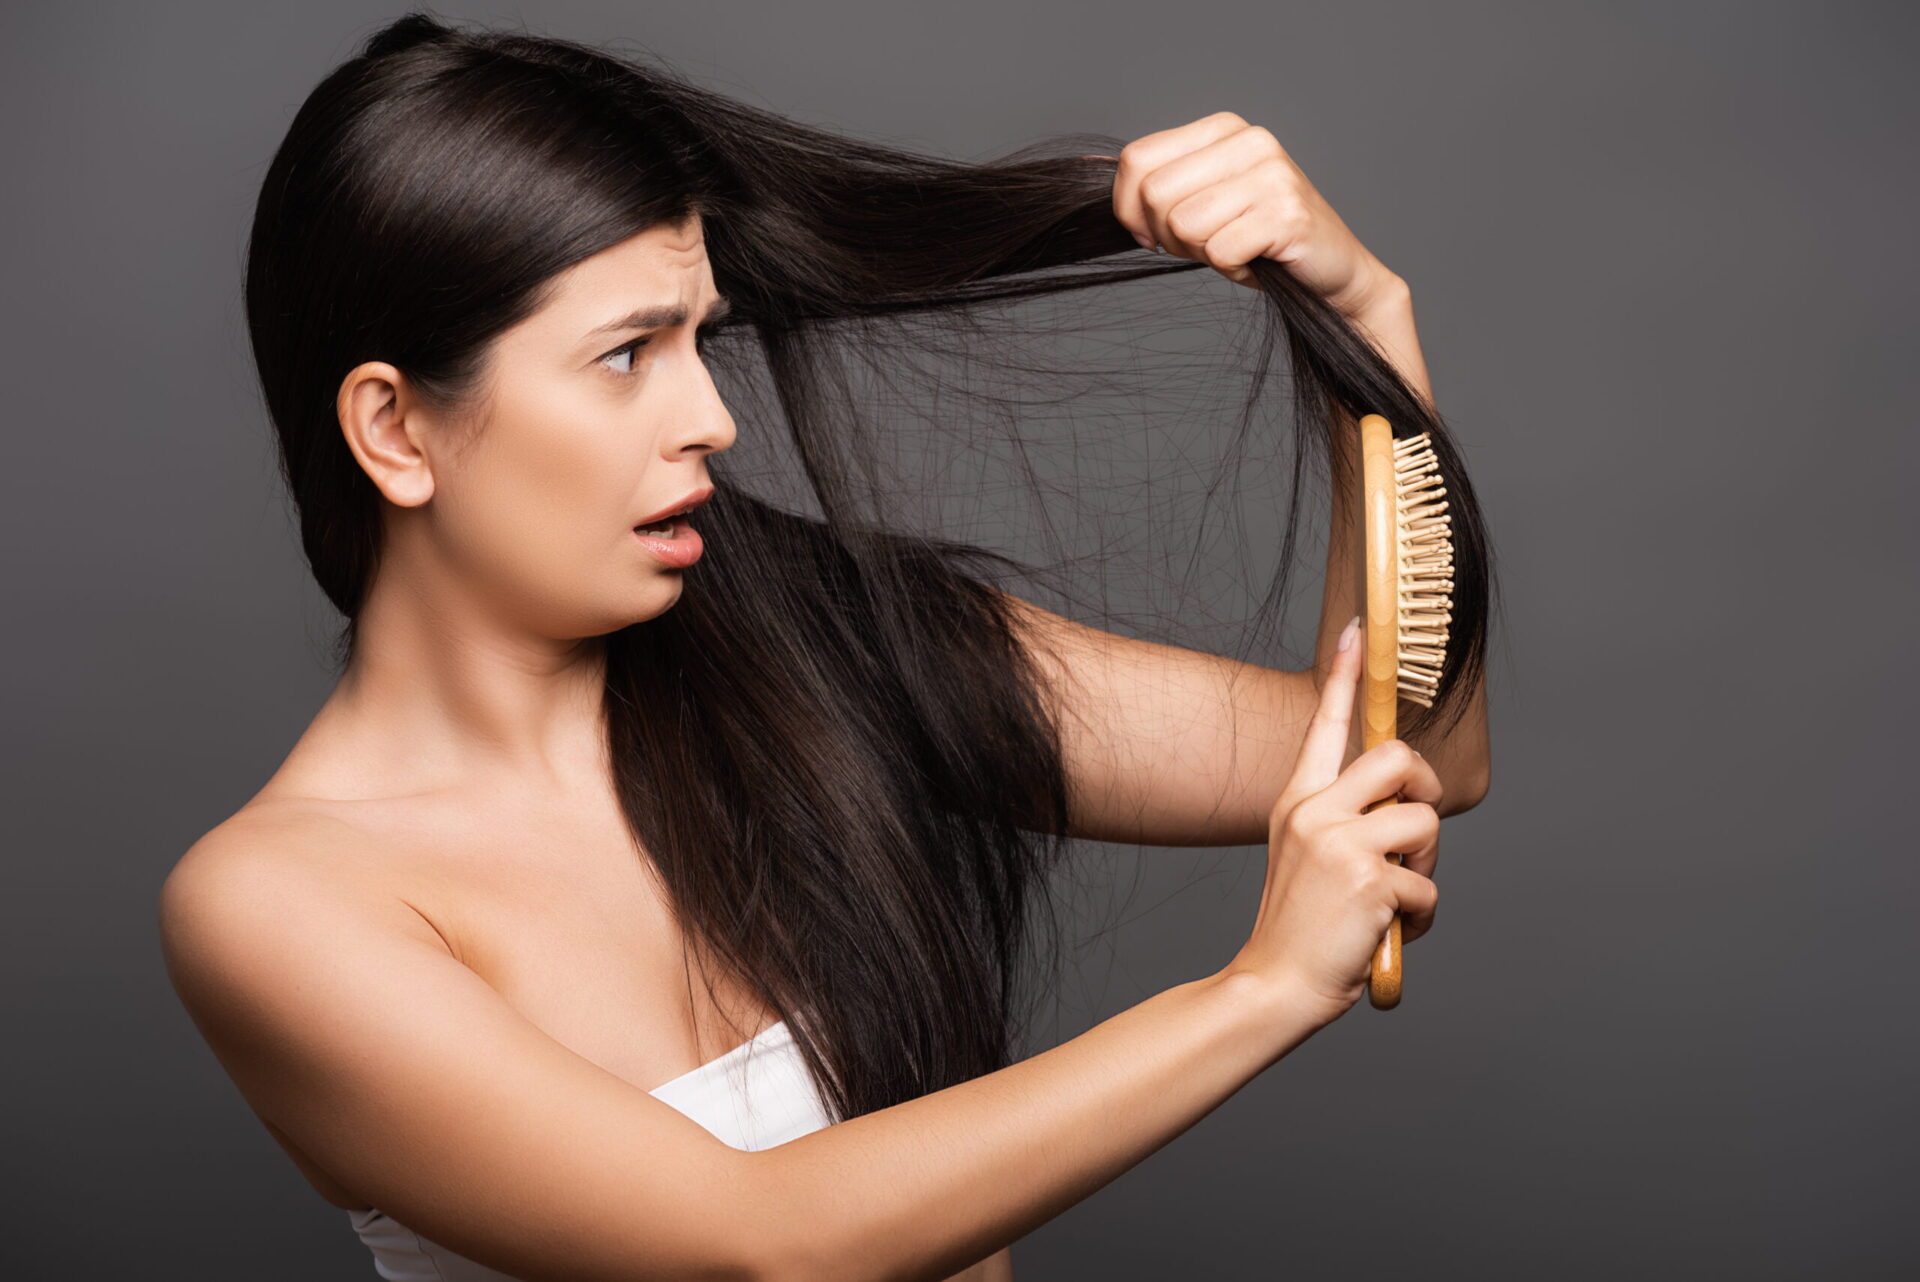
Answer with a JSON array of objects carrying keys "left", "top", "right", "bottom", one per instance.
[
  {"left": 992, "top": 591, "right": 1320, "bottom": 847},
  {"left": 993, "top": 591, "right": 1489, "bottom": 847},
  {"left": 157, "top": 828, "right": 775, "bottom": 1282}
]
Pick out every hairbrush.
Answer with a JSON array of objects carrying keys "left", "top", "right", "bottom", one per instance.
[{"left": 1356, "top": 412, "right": 1454, "bottom": 1010}]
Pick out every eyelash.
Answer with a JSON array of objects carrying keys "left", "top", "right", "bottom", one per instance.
[{"left": 601, "top": 328, "right": 719, "bottom": 376}]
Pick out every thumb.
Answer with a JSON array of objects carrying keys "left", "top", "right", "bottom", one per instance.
[{"left": 1286, "top": 615, "right": 1363, "bottom": 799}]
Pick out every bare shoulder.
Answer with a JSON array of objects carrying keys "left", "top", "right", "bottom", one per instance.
[
  {"left": 153, "top": 804, "right": 766, "bottom": 1279},
  {"left": 156, "top": 802, "right": 468, "bottom": 1105},
  {"left": 160, "top": 804, "right": 453, "bottom": 996},
  {"left": 156, "top": 806, "right": 458, "bottom": 1207}
]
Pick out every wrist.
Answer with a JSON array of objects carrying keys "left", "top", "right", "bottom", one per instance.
[
  {"left": 1345, "top": 270, "right": 1412, "bottom": 324},
  {"left": 1203, "top": 965, "right": 1331, "bottom": 1063},
  {"left": 1344, "top": 277, "right": 1433, "bottom": 408}
]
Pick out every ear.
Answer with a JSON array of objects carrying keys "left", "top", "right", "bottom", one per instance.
[{"left": 336, "top": 361, "right": 436, "bottom": 508}]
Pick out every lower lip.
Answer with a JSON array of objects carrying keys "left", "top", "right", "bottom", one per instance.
[{"left": 632, "top": 516, "right": 704, "bottom": 568}]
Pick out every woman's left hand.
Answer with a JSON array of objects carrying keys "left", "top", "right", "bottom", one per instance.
[{"left": 1093, "top": 111, "right": 1405, "bottom": 318}]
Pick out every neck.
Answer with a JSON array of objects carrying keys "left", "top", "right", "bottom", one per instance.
[{"left": 278, "top": 556, "right": 615, "bottom": 803}]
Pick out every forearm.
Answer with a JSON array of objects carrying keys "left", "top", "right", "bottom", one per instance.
[
  {"left": 745, "top": 970, "right": 1319, "bottom": 1282},
  {"left": 1310, "top": 283, "right": 1488, "bottom": 809}
]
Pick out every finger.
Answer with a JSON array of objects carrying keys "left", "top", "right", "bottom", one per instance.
[
  {"left": 1158, "top": 171, "right": 1266, "bottom": 275},
  {"left": 1407, "top": 827, "right": 1439, "bottom": 882},
  {"left": 1321, "top": 737, "right": 1443, "bottom": 814},
  {"left": 1391, "top": 745, "right": 1445, "bottom": 808},
  {"left": 1285, "top": 616, "right": 1363, "bottom": 798},
  {"left": 1131, "top": 127, "right": 1279, "bottom": 261},
  {"left": 1194, "top": 198, "right": 1299, "bottom": 289},
  {"left": 1112, "top": 112, "right": 1249, "bottom": 251},
  {"left": 1387, "top": 864, "right": 1439, "bottom": 943},
  {"left": 1407, "top": 749, "right": 1445, "bottom": 807},
  {"left": 1347, "top": 801, "right": 1441, "bottom": 879}
]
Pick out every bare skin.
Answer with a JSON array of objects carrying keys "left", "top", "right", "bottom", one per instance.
[
  {"left": 178, "top": 213, "right": 1013, "bottom": 1281},
  {"left": 161, "top": 113, "right": 1481, "bottom": 1282}
]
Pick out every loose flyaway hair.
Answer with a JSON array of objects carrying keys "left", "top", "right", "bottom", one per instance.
[{"left": 244, "top": 9, "right": 1497, "bottom": 1127}]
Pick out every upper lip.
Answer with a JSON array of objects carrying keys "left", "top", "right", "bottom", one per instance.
[{"left": 633, "top": 484, "right": 714, "bottom": 528}]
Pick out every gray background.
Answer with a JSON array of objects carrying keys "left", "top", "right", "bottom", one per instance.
[{"left": 4, "top": 1, "right": 1915, "bottom": 1277}]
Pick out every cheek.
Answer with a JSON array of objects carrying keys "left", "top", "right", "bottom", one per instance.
[{"left": 448, "top": 407, "right": 637, "bottom": 575}]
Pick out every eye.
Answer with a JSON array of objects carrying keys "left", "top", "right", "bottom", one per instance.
[
  {"left": 599, "top": 328, "right": 721, "bottom": 377},
  {"left": 600, "top": 336, "right": 651, "bottom": 376}
]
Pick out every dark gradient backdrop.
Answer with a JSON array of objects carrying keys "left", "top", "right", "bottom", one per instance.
[{"left": 3, "top": 2, "right": 1913, "bottom": 1278}]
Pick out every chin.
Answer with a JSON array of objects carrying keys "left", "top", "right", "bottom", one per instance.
[{"left": 628, "top": 576, "right": 686, "bottom": 621}]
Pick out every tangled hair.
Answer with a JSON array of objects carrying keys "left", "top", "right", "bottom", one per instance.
[{"left": 244, "top": 10, "right": 1496, "bottom": 1125}]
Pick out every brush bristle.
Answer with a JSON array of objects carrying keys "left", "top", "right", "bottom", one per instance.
[{"left": 1392, "top": 432, "right": 1453, "bottom": 707}]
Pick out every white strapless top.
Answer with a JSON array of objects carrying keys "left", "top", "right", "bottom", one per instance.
[{"left": 347, "top": 1018, "right": 833, "bottom": 1280}]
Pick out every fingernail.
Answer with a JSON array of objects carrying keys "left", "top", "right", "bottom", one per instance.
[
  {"left": 1133, "top": 232, "right": 1155, "bottom": 251},
  {"left": 1337, "top": 616, "right": 1360, "bottom": 652}
]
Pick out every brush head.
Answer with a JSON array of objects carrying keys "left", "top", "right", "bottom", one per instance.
[{"left": 1389, "top": 430, "right": 1454, "bottom": 707}]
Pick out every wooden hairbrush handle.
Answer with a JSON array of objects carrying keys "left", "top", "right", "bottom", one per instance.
[{"left": 1359, "top": 413, "right": 1405, "bottom": 1010}]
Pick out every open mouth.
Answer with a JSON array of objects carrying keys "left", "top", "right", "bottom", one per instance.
[
  {"left": 633, "top": 516, "right": 685, "bottom": 538},
  {"left": 630, "top": 485, "right": 712, "bottom": 567},
  {"left": 631, "top": 514, "right": 705, "bottom": 567},
  {"left": 631, "top": 484, "right": 713, "bottom": 534}
]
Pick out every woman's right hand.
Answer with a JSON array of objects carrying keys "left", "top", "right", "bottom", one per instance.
[{"left": 1226, "top": 615, "right": 1446, "bottom": 1030}]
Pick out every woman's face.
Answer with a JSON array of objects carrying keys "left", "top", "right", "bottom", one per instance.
[{"left": 393, "top": 214, "right": 738, "bottom": 640}]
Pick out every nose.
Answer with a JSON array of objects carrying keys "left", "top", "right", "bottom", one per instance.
[{"left": 667, "top": 358, "right": 738, "bottom": 459}]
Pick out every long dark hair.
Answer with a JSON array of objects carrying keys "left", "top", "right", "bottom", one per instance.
[{"left": 244, "top": 10, "right": 1496, "bottom": 1125}]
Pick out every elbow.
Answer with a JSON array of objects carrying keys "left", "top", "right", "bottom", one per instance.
[
  {"left": 749, "top": 1240, "right": 834, "bottom": 1282},
  {"left": 1441, "top": 763, "right": 1490, "bottom": 817},
  {"left": 723, "top": 1212, "right": 805, "bottom": 1282},
  {"left": 742, "top": 1256, "right": 798, "bottom": 1282},
  {"left": 742, "top": 1231, "right": 808, "bottom": 1282},
  {"left": 729, "top": 1160, "right": 851, "bottom": 1282},
  {"left": 751, "top": 1218, "right": 856, "bottom": 1282}
]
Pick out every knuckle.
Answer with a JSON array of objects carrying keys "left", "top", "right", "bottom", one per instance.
[
  {"left": 1267, "top": 791, "right": 1295, "bottom": 828},
  {"left": 1378, "top": 738, "right": 1416, "bottom": 771},
  {"left": 1297, "top": 795, "right": 1341, "bottom": 837},
  {"left": 1355, "top": 859, "right": 1392, "bottom": 899},
  {"left": 1245, "top": 123, "right": 1280, "bottom": 150},
  {"left": 1212, "top": 109, "right": 1249, "bottom": 128}
]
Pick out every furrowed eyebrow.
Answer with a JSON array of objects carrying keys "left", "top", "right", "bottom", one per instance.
[{"left": 586, "top": 295, "right": 733, "bottom": 339}]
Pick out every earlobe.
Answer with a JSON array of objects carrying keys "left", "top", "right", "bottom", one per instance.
[{"left": 336, "top": 361, "right": 435, "bottom": 508}]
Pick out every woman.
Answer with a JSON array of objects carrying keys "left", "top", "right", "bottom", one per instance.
[{"left": 160, "top": 12, "right": 1492, "bottom": 1281}]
